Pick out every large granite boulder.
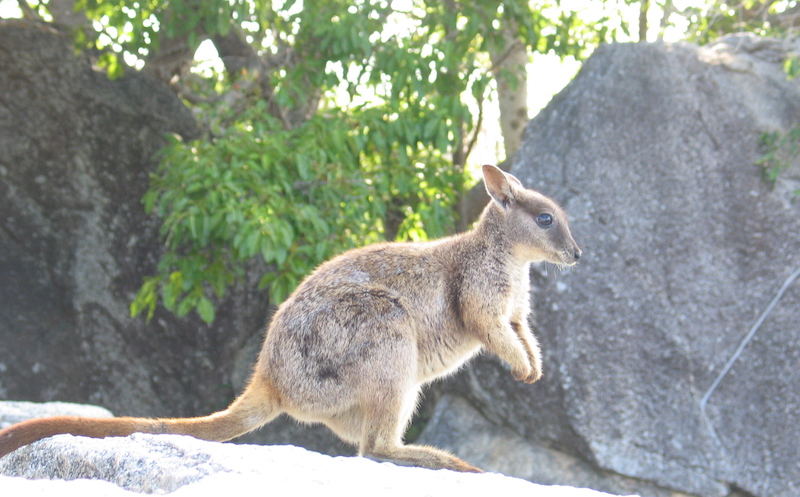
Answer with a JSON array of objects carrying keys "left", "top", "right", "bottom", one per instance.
[
  {"left": 421, "top": 35, "right": 800, "bottom": 497},
  {"left": 0, "top": 19, "right": 262, "bottom": 416},
  {"left": 0, "top": 437, "right": 631, "bottom": 497},
  {"left": 0, "top": 404, "right": 632, "bottom": 497}
]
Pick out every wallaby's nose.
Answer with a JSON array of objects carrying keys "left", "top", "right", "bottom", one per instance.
[{"left": 573, "top": 249, "right": 582, "bottom": 262}]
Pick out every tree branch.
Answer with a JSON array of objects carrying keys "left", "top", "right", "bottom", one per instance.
[{"left": 16, "top": 0, "right": 43, "bottom": 21}]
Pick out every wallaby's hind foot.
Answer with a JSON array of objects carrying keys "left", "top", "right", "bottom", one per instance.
[
  {"left": 362, "top": 442, "right": 482, "bottom": 473},
  {"left": 357, "top": 395, "right": 483, "bottom": 473}
]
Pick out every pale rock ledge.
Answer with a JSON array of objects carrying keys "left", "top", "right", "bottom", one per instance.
[{"left": 0, "top": 432, "right": 636, "bottom": 497}]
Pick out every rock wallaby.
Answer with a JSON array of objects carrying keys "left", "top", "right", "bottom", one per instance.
[{"left": 0, "top": 164, "right": 581, "bottom": 472}]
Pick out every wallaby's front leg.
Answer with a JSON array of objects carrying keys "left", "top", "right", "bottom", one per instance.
[
  {"left": 471, "top": 315, "right": 535, "bottom": 383},
  {"left": 510, "top": 320, "right": 542, "bottom": 384}
]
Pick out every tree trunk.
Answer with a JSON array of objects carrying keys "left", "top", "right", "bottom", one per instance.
[
  {"left": 490, "top": 21, "right": 529, "bottom": 162},
  {"left": 639, "top": 0, "right": 649, "bottom": 42}
]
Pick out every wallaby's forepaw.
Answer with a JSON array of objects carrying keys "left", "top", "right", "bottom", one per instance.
[
  {"left": 512, "top": 367, "right": 538, "bottom": 384},
  {"left": 522, "top": 369, "right": 542, "bottom": 384},
  {"left": 524, "top": 352, "right": 543, "bottom": 384},
  {"left": 514, "top": 366, "right": 541, "bottom": 384}
]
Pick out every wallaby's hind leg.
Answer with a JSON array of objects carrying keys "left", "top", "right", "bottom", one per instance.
[{"left": 356, "top": 382, "right": 482, "bottom": 473}]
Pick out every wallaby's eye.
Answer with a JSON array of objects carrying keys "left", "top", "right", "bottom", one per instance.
[{"left": 536, "top": 213, "right": 554, "bottom": 227}]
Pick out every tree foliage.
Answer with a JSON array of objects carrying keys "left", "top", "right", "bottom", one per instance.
[
  {"left": 103, "top": 0, "right": 613, "bottom": 324},
  {"left": 9, "top": 0, "right": 796, "bottom": 323},
  {"left": 627, "top": 0, "right": 800, "bottom": 43}
]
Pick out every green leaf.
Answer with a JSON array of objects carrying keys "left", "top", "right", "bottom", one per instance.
[
  {"left": 176, "top": 296, "right": 195, "bottom": 318},
  {"left": 217, "top": 13, "right": 230, "bottom": 36},
  {"left": 197, "top": 296, "right": 216, "bottom": 324},
  {"left": 423, "top": 118, "right": 438, "bottom": 141},
  {"left": 274, "top": 245, "right": 288, "bottom": 266},
  {"left": 130, "top": 278, "right": 158, "bottom": 321},
  {"left": 244, "top": 230, "right": 261, "bottom": 258},
  {"left": 189, "top": 214, "right": 198, "bottom": 239},
  {"left": 297, "top": 154, "right": 312, "bottom": 180},
  {"left": 784, "top": 56, "right": 800, "bottom": 80},
  {"left": 268, "top": 276, "right": 288, "bottom": 304}
]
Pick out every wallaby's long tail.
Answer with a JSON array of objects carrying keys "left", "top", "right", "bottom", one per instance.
[{"left": 0, "top": 376, "right": 281, "bottom": 459}]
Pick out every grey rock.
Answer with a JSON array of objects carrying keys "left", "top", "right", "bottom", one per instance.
[
  {"left": 419, "top": 394, "right": 688, "bottom": 497},
  {"left": 0, "top": 431, "right": 635, "bottom": 497},
  {"left": 431, "top": 36, "right": 800, "bottom": 497},
  {"left": 2, "top": 475, "right": 137, "bottom": 496}
]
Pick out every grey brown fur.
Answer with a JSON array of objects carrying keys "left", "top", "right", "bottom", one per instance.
[{"left": 0, "top": 164, "right": 580, "bottom": 473}]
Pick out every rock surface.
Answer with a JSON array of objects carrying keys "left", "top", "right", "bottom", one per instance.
[
  {"left": 419, "top": 394, "right": 683, "bottom": 497},
  {"left": 424, "top": 35, "right": 800, "bottom": 497},
  {"left": 0, "top": 401, "right": 113, "bottom": 429},
  {"left": 0, "top": 429, "right": 634, "bottom": 497},
  {"left": 0, "top": 19, "right": 246, "bottom": 416}
]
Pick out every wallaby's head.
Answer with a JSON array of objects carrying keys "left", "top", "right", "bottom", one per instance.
[{"left": 482, "top": 164, "right": 581, "bottom": 266}]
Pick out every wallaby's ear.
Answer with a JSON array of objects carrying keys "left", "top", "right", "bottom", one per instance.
[
  {"left": 505, "top": 172, "right": 524, "bottom": 188},
  {"left": 483, "top": 164, "right": 515, "bottom": 209}
]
